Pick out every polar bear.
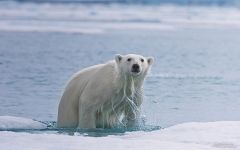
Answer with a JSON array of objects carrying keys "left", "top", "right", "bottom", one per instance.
[{"left": 57, "top": 54, "right": 154, "bottom": 129}]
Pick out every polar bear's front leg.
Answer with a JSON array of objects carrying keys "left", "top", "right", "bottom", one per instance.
[
  {"left": 126, "top": 109, "right": 140, "bottom": 127},
  {"left": 78, "top": 106, "right": 96, "bottom": 129}
]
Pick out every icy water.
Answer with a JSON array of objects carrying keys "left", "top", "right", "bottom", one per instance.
[
  {"left": 1, "top": 2, "right": 240, "bottom": 136},
  {"left": 1, "top": 28, "right": 240, "bottom": 130}
]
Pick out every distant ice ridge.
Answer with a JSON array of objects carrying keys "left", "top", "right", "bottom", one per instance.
[
  {"left": 0, "top": 116, "right": 47, "bottom": 130},
  {"left": 0, "top": 118, "right": 240, "bottom": 150},
  {"left": 1, "top": 2, "right": 240, "bottom": 33},
  {"left": 7, "top": 0, "right": 240, "bottom": 6}
]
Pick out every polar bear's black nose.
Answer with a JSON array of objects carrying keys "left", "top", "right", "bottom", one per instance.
[{"left": 132, "top": 64, "right": 140, "bottom": 73}]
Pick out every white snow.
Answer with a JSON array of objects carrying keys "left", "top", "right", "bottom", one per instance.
[
  {"left": 0, "top": 116, "right": 47, "bottom": 130},
  {"left": 0, "top": 117, "right": 240, "bottom": 150},
  {"left": 1, "top": 2, "right": 240, "bottom": 33}
]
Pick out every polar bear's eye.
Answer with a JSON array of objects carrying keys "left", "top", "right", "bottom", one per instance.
[
  {"left": 127, "top": 58, "right": 132, "bottom": 62},
  {"left": 141, "top": 58, "right": 144, "bottom": 62}
]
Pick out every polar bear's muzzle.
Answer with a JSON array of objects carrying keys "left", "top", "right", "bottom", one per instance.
[{"left": 131, "top": 64, "right": 140, "bottom": 74}]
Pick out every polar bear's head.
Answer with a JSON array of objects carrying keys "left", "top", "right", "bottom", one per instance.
[{"left": 115, "top": 54, "right": 154, "bottom": 77}]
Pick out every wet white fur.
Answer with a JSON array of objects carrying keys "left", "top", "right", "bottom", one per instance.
[{"left": 57, "top": 54, "right": 154, "bottom": 128}]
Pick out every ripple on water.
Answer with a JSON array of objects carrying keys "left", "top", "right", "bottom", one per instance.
[{"left": 0, "top": 120, "right": 161, "bottom": 137}]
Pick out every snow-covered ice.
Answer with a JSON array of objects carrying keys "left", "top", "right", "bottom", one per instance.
[
  {"left": 0, "top": 116, "right": 240, "bottom": 150},
  {"left": 1, "top": 2, "right": 240, "bottom": 33},
  {"left": 0, "top": 116, "right": 47, "bottom": 130}
]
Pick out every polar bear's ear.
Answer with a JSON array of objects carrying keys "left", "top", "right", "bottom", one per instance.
[
  {"left": 115, "top": 54, "right": 123, "bottom": 64},
  {"left": 147, "top": 57, "right": 154, "bottom": 65}
]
